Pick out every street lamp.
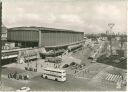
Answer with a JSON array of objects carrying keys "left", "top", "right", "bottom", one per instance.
[{"left": 0, "top": 1, "right": 2, "bottom": 83}]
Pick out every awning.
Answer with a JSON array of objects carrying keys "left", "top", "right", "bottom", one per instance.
[{"left": 68, "top": 44, "right": 82, "bottom": 50}]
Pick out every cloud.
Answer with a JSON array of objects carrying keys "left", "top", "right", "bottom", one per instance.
[{"left": 2, "top": 0, "right": 126, "bottom": 33}]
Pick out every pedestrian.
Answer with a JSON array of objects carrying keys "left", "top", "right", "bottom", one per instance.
[
  {"left": 16, "top": 74, "right": 19, "bottom": 80},
  {"left": 26, "top": 75, "right": 29, "bottom": 80},
  {"left": 74, "top": 70, "right": 77, "bottom": 74},
  {"left": 10, "top": 73, "right": 13, "bottom": 78},
  {"left": 8, "top": 73, "right": 10, "bottom": 78},
  {"left": 116, "top": 81, "right": 121, "bottom": 89},
  {"left": 19, "top": 75, "right": 22, "bottom": 80},
  {"left": 12, "top": 73, "right": 14, "bottom": 78},
  {"left": 13, "top": 72, "right": 17, "bottom": 79}
]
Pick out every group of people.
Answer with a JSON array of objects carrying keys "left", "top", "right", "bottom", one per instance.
[{"left": 8, "top": 72, "right": 29, "bottom": 80}]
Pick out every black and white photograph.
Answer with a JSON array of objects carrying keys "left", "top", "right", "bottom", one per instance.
[{"left": 0, "top": 0, "right": 127, "bottom": 91}]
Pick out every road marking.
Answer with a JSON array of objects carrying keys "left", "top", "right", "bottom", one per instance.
[
  {"left": 107, "top": 74, "right": 113, "bottom": 81},
  {"left": 105, "top": 74, "right": 111, "bottom": 80}
]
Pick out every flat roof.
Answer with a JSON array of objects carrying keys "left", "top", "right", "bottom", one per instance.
[
  {"left": 8, "top": 27, "right": 39, "bottom": 31},
  {"left": 8, "top": 26, "right": 84, "bottom": 33}
]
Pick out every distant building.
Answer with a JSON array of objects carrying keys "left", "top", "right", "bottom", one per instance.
[
  {"left": 1, "top": 25, "right": 7, "bottom": 41},
  {"left": 1, "top": 25, "right": 16, "bottom": 50},
  {"left": 1, "top": 25, "right": 7, "bottom": 48},
  {"left": 7, "top": 27, "right": 84, "bottom": 50}
]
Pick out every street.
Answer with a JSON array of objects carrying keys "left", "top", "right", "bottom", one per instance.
[
  {"left": 1, "top": 61, "right": 126, "bottom": 91},
  {"left": 0, "top": 41, "right": 126, "bottom": 91},
  {"left": 1, "top": 72, "right": 102, "bottom": 91}
]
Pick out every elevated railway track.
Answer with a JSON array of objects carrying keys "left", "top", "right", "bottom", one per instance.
[{"left": 1, "top": 47, "right": 46, "bottom": 65}]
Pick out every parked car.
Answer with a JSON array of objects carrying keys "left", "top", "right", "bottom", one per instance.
[
  {"left": 119, "top": 57, "right": 126, "bottom": 62},
  {"left": 70, "top": 62, "right": 76, "bottom": 66},
  {"left": 91, "top": 60, "right": 96, "bottom": 63},
  {"left": 62, "top": 64, "right": 69, "bottom": 68},
  {"left": 16, "top": 87, "right": 30, "bottom": 92}
]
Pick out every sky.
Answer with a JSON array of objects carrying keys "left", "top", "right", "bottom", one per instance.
[{"left": 2, "top": 0, "right": 127, "bottom": 33}]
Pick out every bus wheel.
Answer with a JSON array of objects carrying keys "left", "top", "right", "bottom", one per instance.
[
  {"left": 45, "top": 76, "right": 47, "bottom": 79},
  {"left": 55, "top": 78, "right": 58, "bottom": 81}
]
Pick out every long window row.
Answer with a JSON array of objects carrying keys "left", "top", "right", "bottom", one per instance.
[{"left": 43, "top": 73, "right": 66, "bottom": 78}]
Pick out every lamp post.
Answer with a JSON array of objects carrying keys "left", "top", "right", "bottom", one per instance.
[{"left": 0, "top": 1, "right": 2, "bottom": 83}]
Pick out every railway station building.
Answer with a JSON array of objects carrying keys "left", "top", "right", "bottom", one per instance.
[{"left": 7, "top": 27, "right": 84, "bottom": 50}]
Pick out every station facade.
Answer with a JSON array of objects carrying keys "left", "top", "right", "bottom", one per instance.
[{"left": 7, "top": 27, "right": 84, "bottom": 50}]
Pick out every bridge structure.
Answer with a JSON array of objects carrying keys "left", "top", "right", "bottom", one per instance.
[{"left": 1, "top": 47, "right": 46, "bottom": 64}]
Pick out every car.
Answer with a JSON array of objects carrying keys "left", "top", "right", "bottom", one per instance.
[
  {"left": 119, "top": 57, "right": 126, "bottom": 62},
  {"left": 91, "top": 59, "right": 97, "bottom": 63},
  {"left": 16, "top": 87, "right": 30, "bottom": 92},
  {"left": 62, "top": 64, "right": 69, "bottom": 68},
  {"left": 91, "top": 60, "right": 96, "bottom": 63},
  {"left": 88, "top": 57, "right": 93, "bottom": 60},
  {"left": 70, "top": 62, "right": 76, "bottom": 66}
]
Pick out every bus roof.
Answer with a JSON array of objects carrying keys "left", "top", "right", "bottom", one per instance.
[{"left": 43, "top": 67, "right": 65, "bottom": 72}]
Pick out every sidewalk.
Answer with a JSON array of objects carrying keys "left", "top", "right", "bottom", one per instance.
[{"left": 0, "top": 82, "right": 14, "bottom": 91}]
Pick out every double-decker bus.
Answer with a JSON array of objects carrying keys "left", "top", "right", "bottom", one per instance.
[{"left": 41, "top": 68, "right": 66, "bottom": 82}]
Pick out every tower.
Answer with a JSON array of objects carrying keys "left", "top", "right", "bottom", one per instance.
[{"left": 107, "top": 23, "right": 115, "bottom": 55}]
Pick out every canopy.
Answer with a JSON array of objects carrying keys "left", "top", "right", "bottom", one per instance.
[{"left": 68, "top": 44, "right": 82, "bottom": 50}]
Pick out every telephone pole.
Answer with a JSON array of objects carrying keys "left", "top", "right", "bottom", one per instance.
[{"left": 0, "top": 1, "right": 2, "bottom": 83}]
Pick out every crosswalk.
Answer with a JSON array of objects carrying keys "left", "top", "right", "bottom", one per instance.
[
  {"left": 89, "top": 70, "right": 123, "bottom": 90},
  {"left": 105, "top": 74, "right": 122, "bottom": 83},
  {"left": 92, "top": 71, "right": 107, "bottom": 82},
  {"left": 67, "top": 66, "right": 123, "bottom": 87},
  {"left": 90, "top": 71, "right": 122, "bottom": 90},
  {"left": 92, "top": 71, "right": 122, "bottom": 83}
]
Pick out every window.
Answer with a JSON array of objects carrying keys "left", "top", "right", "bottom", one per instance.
[{"left": 44, "top": 73, "right": 61, "bottom": 78}]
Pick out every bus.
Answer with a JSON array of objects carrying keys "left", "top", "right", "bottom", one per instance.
[{"left": 41, "top": 68, "right": 66, "bottom": 82}]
